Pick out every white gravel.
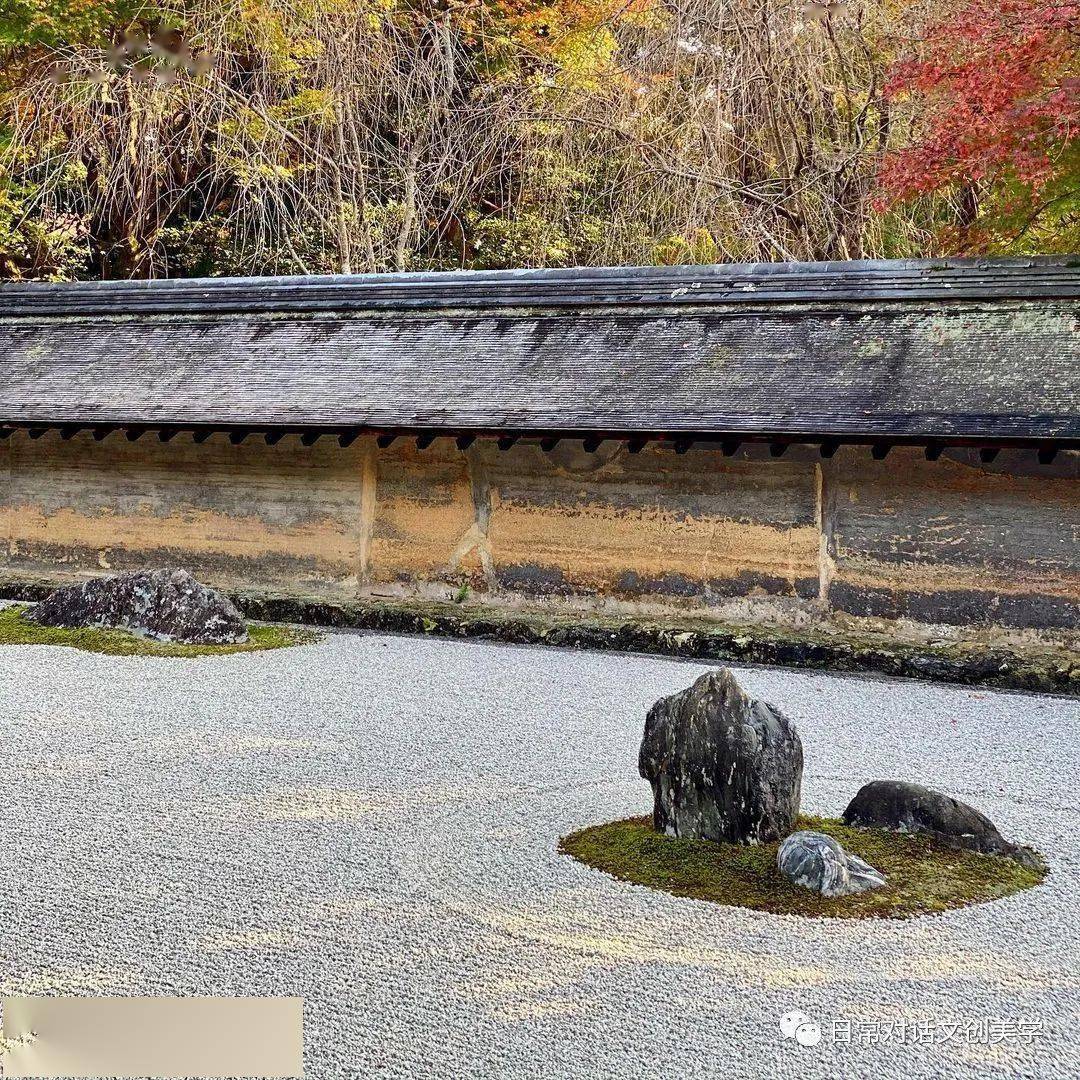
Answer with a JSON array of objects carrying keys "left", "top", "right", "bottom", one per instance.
[{"left": 0, "top": 629, "right": 1078, "bottom": 1080}]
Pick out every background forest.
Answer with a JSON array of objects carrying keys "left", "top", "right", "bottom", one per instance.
[{"left": 0, "top": 0, "right": 1077, "bottom": 280}]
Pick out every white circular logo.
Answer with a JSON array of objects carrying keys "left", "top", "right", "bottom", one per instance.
[{"left": 780, "top": 1009, "right": 822, "bottom": 1047}]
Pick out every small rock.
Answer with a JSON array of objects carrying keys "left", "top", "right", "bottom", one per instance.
[
  {"left": 777, "top": 830, "right": 887, "bottom": 898},
  {"left": 638, "top": 668, "right": 803, "bottom": 844},
  {"left": 29, "top": 568, "right": 248, "bottom": 645},
  {"left": 843, "top": 780, "right": 1040, "bottom": 868}
]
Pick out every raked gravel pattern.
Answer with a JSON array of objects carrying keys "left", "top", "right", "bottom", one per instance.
[{"left": 0, "top": 628, "right": 1078, "bottom": 1080}]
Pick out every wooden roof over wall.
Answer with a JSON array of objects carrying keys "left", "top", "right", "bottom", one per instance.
[{"left": 1, "top": 257, "right": 1078, "bottom": 448}]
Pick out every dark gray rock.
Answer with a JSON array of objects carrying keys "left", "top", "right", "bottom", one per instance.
[
  {"left": 843, "top": 780, "right": 1040, "bottom": 868},
  {"left": 638, "top": 668, "right": 802, "bottom": 844},
  {"left": 777, "top": 830, "right": 886, "bottom": 898},
  {"left": 29, "top": 568, "right": 248, "bottom": 645}
]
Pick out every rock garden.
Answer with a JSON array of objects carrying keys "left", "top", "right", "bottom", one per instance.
[
  {"left": 1, "top": 611, "right": 1075, "bottom": 1078},
  {"left": 6, "top": 569, "right": 1048, "bottom": 918},
  {"left": 0, "top": 568, "right": 313, "bottom": 656},
  {"left": 562, "top": 667, "right": 1046, "bottom": 917}
]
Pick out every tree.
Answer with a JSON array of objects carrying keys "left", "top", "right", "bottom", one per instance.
[
  {"left": 525, "top": 0, "right": 931, "bottom": 263},
  {"left": 0, "top": 0, "right": 1010, "bottom": 279},
  {"left": 877, "top": 0, "right": 1080, "bottom": 253}
]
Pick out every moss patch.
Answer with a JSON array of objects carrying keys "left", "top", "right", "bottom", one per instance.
[
  {"left": 560, "top": 816, "right": 1045, "bottom": 919},
  {"left": 0, "top": 605, "right": 315, "bottom": 657}
]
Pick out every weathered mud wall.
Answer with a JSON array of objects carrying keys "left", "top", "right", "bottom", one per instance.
[
  {"left": 0, "top": 432, "right": 1076, "bottom": 636},
  {"left": 824, "top": 447, "right": 1079, "bottom": 629},
  {"left": 0, "top": 432, "right": 368, "bottom": 599}
]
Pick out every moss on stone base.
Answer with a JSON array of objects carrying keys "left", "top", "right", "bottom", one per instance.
[
  {"left": 560, "top": 816, "right": 1045, "bottom": 919},
  {"left": 0, "top": 606, "right": 315, "bottom": 657},
  {"left": 232, "top": 594, "right": 1079, "bottom": 695}
]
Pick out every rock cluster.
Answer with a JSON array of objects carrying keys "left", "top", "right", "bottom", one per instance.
[
  {"left": 637, "top": 668, "right": 1038, "bottom": 903},
  {"left": 29, "top": 568, "right": 248, "bottom": 645},
  {"left": 638, "top": 668, "right": 802, "bottom": 844},
  {"left": 843, "top": 780, "right": 1040, "bottom": 868},
  {"left": 777, "top": 830, "right": 886, "bottom": 897}
]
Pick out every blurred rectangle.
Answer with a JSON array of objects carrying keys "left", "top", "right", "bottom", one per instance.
[{"left": 2, "top": 996, "right": 303, "bottom": 1078}]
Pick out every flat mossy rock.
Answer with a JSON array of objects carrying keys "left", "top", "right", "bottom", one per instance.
[
  {"left": 639, "top": 668, "right": 802, "bottom": 844},
  {"left": 29, "top": 568, "right": 248, "bottom": 645},
  {"left": 843, "top": 780, "right": 1040, "bottom": 869}
]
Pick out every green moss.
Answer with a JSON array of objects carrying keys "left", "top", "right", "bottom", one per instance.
[
  {"left": 560, "top": 816, "right": 1045, "bottom": 919},
  {"left": 0, "top": 605, "right": 316, "bottom": 657}
]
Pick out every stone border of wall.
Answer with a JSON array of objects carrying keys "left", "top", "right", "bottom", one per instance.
[
  {"left": 7, "top": 579, "right": 1070, "bottom": 694},
  {"left": 247, "top": 598, "right": 1080, "bottom": 694}
]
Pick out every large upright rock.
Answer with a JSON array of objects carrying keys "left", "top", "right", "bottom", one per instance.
[
  {"left": 843, "top": 780, "right": 1040, "bottom": 868},
  {"left": 639, "top": 668, "right": 803, "bottom": 844},
  {"left": 29, "top": 568, "right": 248, "bottom": 645}
]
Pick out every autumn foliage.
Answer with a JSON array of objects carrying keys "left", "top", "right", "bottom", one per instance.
[
  {"left": 879, "top": 0, "right": 1080, "bottom": 248},
  {"left": 1, "top": 0, "right": 1078, "bottom": 278}
]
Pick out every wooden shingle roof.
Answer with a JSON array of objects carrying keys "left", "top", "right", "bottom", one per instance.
[{"left": 1, "top": 257, "right": 1078, "bottom": 447}]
